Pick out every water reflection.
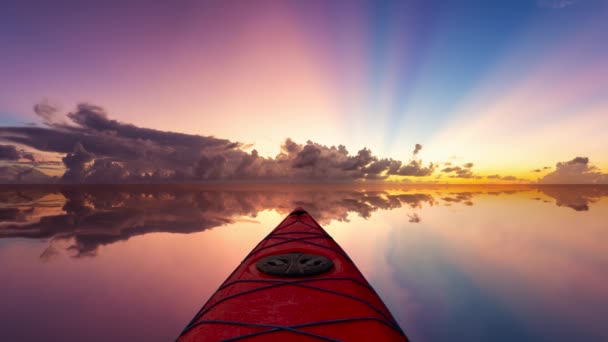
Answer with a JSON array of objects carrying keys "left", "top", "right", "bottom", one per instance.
[
  {"left": 536, "top": 185, "right": 608, "bottom": 211},
  {"left": 1, "top": 184, "right": 607, "bottom": 341},
  {"left": 1, "top": 185, "right": 607, "bottom": 257},
  {"left": 381, "top": 188, "right": 608, "bottom": 341}
]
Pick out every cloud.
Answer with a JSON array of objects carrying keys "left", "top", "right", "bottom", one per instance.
[
  {"left": 539, "top": 157, "right": 608, "bottom": 184},
  {"left": 0, "top": 144, "right": 53, "bottom": 183},
  {"left": 394, "top": 160, "right": 435, "bottom": 176},
  {"left": 0, "top": 103, "right": 435, "bottom": 183},
  {"left": 486, "top": 174, "right": 521, "bottom": 181},
  {"left": 61, "top": 143, "right": 95, "bottom": 182},
  {"left": 408, "top": 213, "right": 421, "bottom": 223},
  {"left": 0, "top": 165, "right": 54, "bottom": 183},
  {"left": 274, "top": 139, "right": 434, "bottom": 179},
  {"left": 0, "top": 144, "right": 34, "bottom": 161},
  {"left": 33, "top": 101, "right": 64, "bottom": 126},
  {"left": 441, "top": 163, "right": 479, "bottom": 179},
  {"left": 532, "top": 166, "right": 551, "bottom": 173},
  {"left": 0, "top": 145, "right": 20, "bottom": 160},
  {"left": 537, "top": 0, "right": 578, "bottom": 9},
  {"left": 500, "top": 176, "right": 518, "bottom": 181}
]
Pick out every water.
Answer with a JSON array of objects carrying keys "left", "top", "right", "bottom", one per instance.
[{"left": 1, "top": 185, "right": 607, "bottom": 341}]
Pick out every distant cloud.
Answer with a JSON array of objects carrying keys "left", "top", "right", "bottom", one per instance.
[
  {"left": 539, "top": 157, "right": 608, "bottom": 184},
  {"left": 537, "top": 0, "right": 578, "bottom": 9},
  {"left": 0, "top": 165, "right": 53, "bottom": 183},
  {"left": 61, "top": 143, "right": 94, "bottom": 182},
  {"left": 500, "top": 176, "right": 518, "bottom": 181},
  {"left": 0, "top": 145, "right": 19, "bottom": 160},
  {"left": 33, "top": 100, "right": 66, "bottom": 127},
  {"left": 408, "top": 213, "right": 421, "bottom": 223},
  {"left": 441, "top": 163, "right": 479, "bottom": 179},
  {"left": 0, "top": 144, "right": 35, "bottom": 162},
  {"left": 486, "top": 174, "right": 522, "bottom": 181},
  {"left": 0, "top": 102, "right": 435, "bottom": 183}
]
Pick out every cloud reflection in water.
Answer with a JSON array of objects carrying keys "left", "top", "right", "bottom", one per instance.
[
  {"left": 1, "top": 185, "right": 606, "bottom": 258},
  {"left": 1, "top": 184, "right": 607, "bottom": 341}
]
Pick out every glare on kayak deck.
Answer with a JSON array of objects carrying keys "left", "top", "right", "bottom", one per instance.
[{"left": 0, "top": 185, "right": 607, "bottom": 341}]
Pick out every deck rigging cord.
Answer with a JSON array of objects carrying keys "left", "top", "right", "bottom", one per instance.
[{"left": 178, "top": 209, "right": 407, "bottom": 341}]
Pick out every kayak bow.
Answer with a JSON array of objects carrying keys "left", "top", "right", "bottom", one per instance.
[{"left": 178, "top": 208, "right": 408, "bottom": 341}]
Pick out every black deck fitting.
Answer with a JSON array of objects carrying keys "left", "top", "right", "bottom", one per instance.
[{"left": 289, "top": 209, "right": 308, "bottom": 216}]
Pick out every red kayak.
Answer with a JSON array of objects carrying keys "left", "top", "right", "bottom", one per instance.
[{"left": 178, "top": 208, "right": 408, "bottom": 341}]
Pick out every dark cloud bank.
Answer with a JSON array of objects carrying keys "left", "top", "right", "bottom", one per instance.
[
  {"left": 0, "top": 103, "right": 435, "bottom": 183},
  {"left": 1, "top": 103, "right": 607, "bottom": 184},
  {"left": 0, "top": 144, "right": 34, "bottom": 161}
]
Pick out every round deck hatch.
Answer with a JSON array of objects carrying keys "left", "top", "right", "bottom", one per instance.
[{"left": 256, "top": 252, "right": 333, "bottom": 277}]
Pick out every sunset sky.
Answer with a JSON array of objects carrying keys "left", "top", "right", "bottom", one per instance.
[{"left": 1, "top": 0, "right": 607, "bottom": 183}]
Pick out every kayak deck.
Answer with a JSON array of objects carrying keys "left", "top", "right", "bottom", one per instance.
[{"left": 178, "top": 208, "right": 408, "bottom": 341}]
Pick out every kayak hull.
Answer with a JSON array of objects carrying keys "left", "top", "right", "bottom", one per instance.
[{"left": 178, "top": 208, "right": 408, "bottom": 341}]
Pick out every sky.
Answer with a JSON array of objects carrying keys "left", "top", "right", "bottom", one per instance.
[{"left": 1, "top": 0, "right": 607, "bottom": 184}]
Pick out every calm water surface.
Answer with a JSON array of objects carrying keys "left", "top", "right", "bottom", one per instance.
[{"left": 1, "top": 185, "right": 607, "bottom": 341}]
